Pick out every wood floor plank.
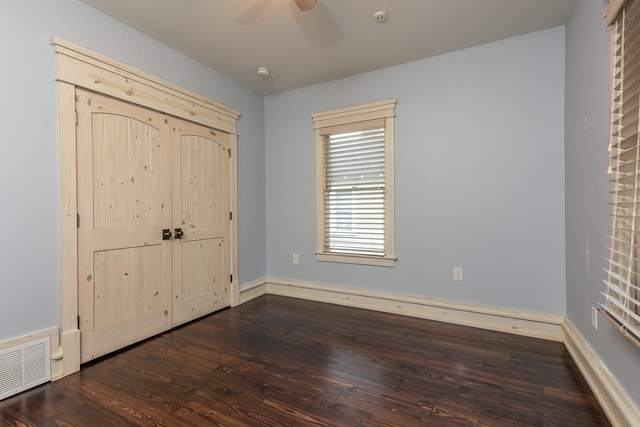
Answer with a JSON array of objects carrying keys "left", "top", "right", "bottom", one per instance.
[
  {"left": 0, "top": 295, "right": 611, "bottom": 426},
  {"left": 336, "top": 386, "right": 435, "bottom": 426}
]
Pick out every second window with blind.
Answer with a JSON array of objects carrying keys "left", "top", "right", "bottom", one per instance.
[
  {"left": 312, "top": 100, "right": 397, "bottom": 267},
  {"left": 602, "top": 0, "right": 640, "bottom": 348}
]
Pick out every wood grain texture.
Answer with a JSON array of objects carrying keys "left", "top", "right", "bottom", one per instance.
[
  {"left": 171, "top": 118, "right": 231, "bottom": 327},
  {"left": 77, "top": 90, "right": 172, "bottom": 363},
  {"left": 0, "top": 296, "right": 611, "bottom": 426},
  {"left": 53, "top": 38, "right": 240, "bottom": 135},
  {"left": 55, "top": 39, "right": 240, "bottom": 378}
]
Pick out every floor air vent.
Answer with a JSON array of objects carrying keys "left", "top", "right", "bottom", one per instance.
[{"left": 0, "top": 337, "right": 50, "bottom": 400}]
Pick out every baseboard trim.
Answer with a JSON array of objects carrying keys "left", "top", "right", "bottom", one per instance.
[
  {"left": 563, "top": 320, "right": 640, "bottom": 427},
  {"left": 254, "top": 277, "right": 563, "bottom": 341},
  {"left": 0, "top": 328, "right": 58, "bottom": 352},
  {"left": 237, "top": 278, "right": 268, "bottom": 306}
]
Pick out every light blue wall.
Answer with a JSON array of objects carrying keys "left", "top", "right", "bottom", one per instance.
[
  {"left": 0, "top": 0, "right": 266, "bottom": 342},
  {"left": 265, "top": 27, "right": 567, "bottom": 314},
  {"left": 565, "top": 0, "right": 640, "bottom": 405}
]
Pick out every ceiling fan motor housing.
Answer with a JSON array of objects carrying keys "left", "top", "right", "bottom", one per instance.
[{"left": 293, "top": 0, "right": 317, "bottom": 11}]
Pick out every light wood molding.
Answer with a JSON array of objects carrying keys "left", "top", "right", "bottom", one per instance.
[
  {"left": 606, "top": 0, "right": 627, "bottom": 26},
  {"left": 0, "top": 328, "right": 59, "bottom": 351},
  {"left": 312, "top": 99, "right": 397, "bottom": 129},
  {"left": 230, "top": 281, "right": 240, "bottom": 307},
  {"left": 58, "top": 79, "right": 80, "bottom": 378},
  {"left": 52, "top": 37, "right": 239, "bottom": 134},
  {"left": 313, "top": 100, "right": 397, "bottom": 267},
  {"left": 237, "top": 279, "right": 268, "bottom": 305},
  {"left": 244, "top": 278, "right": 564, "bottom": 341},
  {"left": 563, "top": 320, "right": 640, "bottom": 427},
  {"left": 314, "top": 128, "right": 325, "bottom": 258},
  {"left": 230, "top": 134, "right": 239, "bottom": 299},
  {"left": 315, "top": 253, "right": 397, "bottom": 267},
  {"left": 384, "top": 115, "right": 395, "bottom": 260},
  {"left": 57, "top": 329, "right": 79, "bottom": 381}
]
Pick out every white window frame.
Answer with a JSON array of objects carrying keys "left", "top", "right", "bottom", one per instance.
[{"left": 312, "top": 99, "right": 397, "bottom": 267}]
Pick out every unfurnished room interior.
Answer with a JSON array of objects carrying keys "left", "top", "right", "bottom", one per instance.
[{"left": 0, "top": 0, "right": 639, "bottom": 425}]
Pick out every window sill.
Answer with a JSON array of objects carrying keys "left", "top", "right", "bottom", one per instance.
[{"left": 316, "top": 252, "right": 396, "bottom": 267}]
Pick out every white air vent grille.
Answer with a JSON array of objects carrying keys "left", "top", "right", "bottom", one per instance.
[{"left": 0, "top": 337, "right": 50, "bottom": 400}]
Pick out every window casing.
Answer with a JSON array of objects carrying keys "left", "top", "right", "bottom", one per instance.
[
  {"left": 603, "top": 0, "right": 640, "bottom": 348},
  {"left": 312, "top": 100, "right": 396, "bottom": 267}
]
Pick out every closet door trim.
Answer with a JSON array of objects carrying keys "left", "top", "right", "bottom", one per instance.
[{"left": 53, "top": 37, "right": 239, "bottom": 134}]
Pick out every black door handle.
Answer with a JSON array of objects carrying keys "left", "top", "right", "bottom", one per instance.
[
  {"left": 162, "top": 229, "right": 172, "bottom": 240},
  {"left": 175, "top": 228, "right": 184, "bottom": 239}
]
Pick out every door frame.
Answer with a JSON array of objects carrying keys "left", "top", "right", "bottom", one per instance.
[{"left": 54, "top": 37, "right": 239, "bottom": 379}]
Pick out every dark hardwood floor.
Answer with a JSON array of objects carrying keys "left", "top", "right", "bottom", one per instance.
[{"left": 0, "top": 295, "right": 610, "bottom": 426}]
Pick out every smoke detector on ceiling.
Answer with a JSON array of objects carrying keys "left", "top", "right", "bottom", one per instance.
[
  {"left": 373, "top": 11, "right": 387, "bottom": 23},
  {"left": 256, "top": 66, "right": 271, "bottom": 79}
]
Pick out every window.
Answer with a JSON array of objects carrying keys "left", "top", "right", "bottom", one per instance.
[
  {"left": 312, "top": 99, "right": 396, "bottom": 267},
  {"left": 602, "top": 0, "right": 640, "bottom": 347}
]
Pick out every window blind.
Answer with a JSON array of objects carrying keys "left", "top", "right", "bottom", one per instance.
[
  {"left": 603, "top": 0, "right": 640, "bottom": 347},
  {"left": 324, "top": 127, "right": 386, "bottom": 256}
]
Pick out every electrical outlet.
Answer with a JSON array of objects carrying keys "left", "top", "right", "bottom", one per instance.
[
  {"left": 453, "top": 267, "right": 463, "bottom": 281},
  {"left": 292, "top": 253, "right": 299, "bottom": 264},
  {"left": 592, "top": 306, "right": 598, "bottom": 330}
]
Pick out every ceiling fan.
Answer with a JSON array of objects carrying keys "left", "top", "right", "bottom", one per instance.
[
  {"left": 239, "top": 0, "right": 340, "bottom": 48},
  {"left": 239, "top": 0, "right": 318, "bottom": 25},
  {"left": 293, "top": 0, "right": 317, "bottom": 11}
]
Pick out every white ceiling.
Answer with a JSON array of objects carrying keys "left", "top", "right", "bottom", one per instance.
[{"left": 79, "top": 0, "right": 576, "bottom": 95}]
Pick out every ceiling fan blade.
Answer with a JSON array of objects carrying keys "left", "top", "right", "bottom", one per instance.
[
  {"left": 238, "top": 0, "right": 275, "bottom": 25},
  {"left": 293, "top": 0, "right": 317, "bottom": 11}
]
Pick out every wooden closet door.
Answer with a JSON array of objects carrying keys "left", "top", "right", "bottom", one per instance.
[
  {"left": 171, "top": 118, "right": 231, "bottom": 327},
  {"left": 77, "top": 90, "right": 172, "bottom": 363}
]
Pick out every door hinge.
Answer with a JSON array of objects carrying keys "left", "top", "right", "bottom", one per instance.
[
  {"left": 228, "top": 148, "right": 231, "bottom": 158},
  {"left": 77, "top": 316, "right": 80, "bottom": 329},
  {"left": 230, "top": 211, "right": 232, "bottom": 221},
  {"left": 77, "top": 213, "right": 80, "bottom": 228},
  {"left": 230, "top": 274, "right": 233, "bottom": 283},
  {"left": 75, "top": 110, "right": 78, "bottom": 126}
]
